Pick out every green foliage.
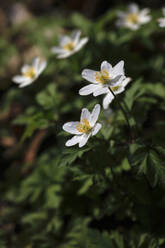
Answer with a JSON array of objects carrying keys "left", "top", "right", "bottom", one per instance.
[
  {"left": 130, "top": 145, "right": 165, "bottom": 187},
  {"left": 1, "top": 1, "right": 165, "bottom": 247}
]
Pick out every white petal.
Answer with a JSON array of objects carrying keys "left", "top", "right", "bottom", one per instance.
[
  {"left": 90, "top": 104, "right": 100, "bottom": 126},
  {"left": 139, "top": 14, "right": 151, "bottom": 24},
  {"left": 79, "top": 134, "right": 91, "bottom": 148},
  {"left": 12, "top": 75, "right": 28, "bottom": 84},
  {"left": 112, "top": 60, "right": 124, "bottom": 77},
  {"left": 21, "top": 65, "right": 30, "bottom": 74},
  {"left": 79, "top": 84, "right": 101, "bottom": 96},
  {"left": 93, "top": 86, "right": 109, "bottom": 97},
  {"left": 37, "top": 60, "right": 47, "bottom": 74},
  {"left": 82, "top": 69, "right": 98, "bottom": 84},
  {"left": 92, "top": 123, "right": 102, "bottom": 136},
  {"left": 19, "top": 80, "right": 34, "bottom": 88},
  {"left": 51, "top": 46, "right": 66, "bottom": 54},
  {"left": 74, "top": 37, "right": 88, "bottom": 52},
  {"left": 101, "top": 61, "right": 112, "bottom": 73},
  {"left": 71, "top": 30, "right": 81, "bottom": 44},
  {"left": 32, "top": 57, "right": 40, "bottom": 70},
  {"left": 65, "top": 135, "right": 82, "bottom": 147},
  {"left": 112, "top": 85, "right": 125, "bottom": 95},
  {"left": 122, "top": 77, "right": 131, "bottom": 87},
  {"left": 103, "top": 92, "right": 114, "bottom": 109},
  {"left": 59, "top": 35, "right": 71, "bottom": 46},
  {"left": 111, "top": 78, "right": 130, "bottom": 95},
  {"left": 63, "top": 122, "right": 80, "bottom": 135},
  {"left": 110, "top": 75, "right": 124, "bottom": 86},
  {"left": 80, "top": 108, "right": 90, "bottom": 122},
  {"left": 127, "top": 23, "right": 139, "bottom": 30},
  {"left": 140, "top": 8, "right": 150, "bottom": 17},
  {"left": 128, "top": 3, "right": 139, "bottom": 13},
  {"left": 57, "top": 51, "right": 73, "bottom": 59},
  {"left": 158, "top": 18, "right": 165, "bottom": 27}
]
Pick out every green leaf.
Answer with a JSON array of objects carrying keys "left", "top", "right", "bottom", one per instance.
[
  {"left": 13, "top": 107, "right": 50, "bottom": 141},
  {"left": 77, "top": 176, "right": 93, "bottom": 195},
  {"left": 129, "top": 144, "right": 147, "bottom": 167},
  {"left": 45, "top": 185, "right": 62, "bottom": 208},
  {"left": 36, "top": 83, "right": 61, "bottom": 109},
  {"left": 138, "top": 149, "right": 165, "bottom": 188},
  {"left": 125, "top": 78, "right": 145, "bottom": 110},
  {"left": 147, "top": 151, "right": 165, "bottom": 188},
  {"left": 22, "top": 211, "right": 47, "bottom": 224},
  {"left": 111, "top": 231, "right": 124, "bottom": 248},
  {"left": 55, "top": 147, "right": 91, "bottom": 167},
  {"left": 145, "top": 83, "right": 165, "bottom": 99}
]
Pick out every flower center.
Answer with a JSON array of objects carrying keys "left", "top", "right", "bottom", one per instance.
[
  {"left": 76, "top": 118, "right": 91, "bottom": 133},
  {"left": 95, "top": 70, "right": 110, "bottom": 84},
  {"left": 63, "top": 41, "right": 75, "bottom": 51},
  {"left": 126, "top": 13, "right": 139, "bottom": 24},
  {"left": 24, "top": 67, "right": 36, "bottom": 79}
]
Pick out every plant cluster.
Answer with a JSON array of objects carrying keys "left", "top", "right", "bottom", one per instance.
[{"left": 1, "top": 2, "right": 165, "bottom": 247}]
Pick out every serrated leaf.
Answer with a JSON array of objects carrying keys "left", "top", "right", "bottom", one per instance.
[
  {"left": 56, "top": 147, "right": 91, "bottom": 167},
  {"left": 147, "top": 151, "right": 165, "bottom": 188},
  {"left": 138, "top": 149, "right": 165, "bottom": 188}
]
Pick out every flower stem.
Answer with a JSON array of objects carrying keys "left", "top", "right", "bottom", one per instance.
[{"left": 109, "top": 88, "right": 134, "bottom": 143}]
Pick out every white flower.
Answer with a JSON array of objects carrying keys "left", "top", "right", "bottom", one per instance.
[
  {"left": 12, "top": 57, "right": 47, "bottom": 88},
  {"left": 116, "top": 3, "right": 151, "bottom": 30},
  {"left": 158, "top": 8, "right": 165, "bottom": 27},
  {"left": 79, "top": 60, "right": 126, "bottom": 97},
  {"left": 103, "top": 77, "right": 131, "bottom": 109},
  {"left": 63, "top": 104, "right": 102, "bottom": 148},
  {"left": 51, "top": 30, "right": 88, "bottom": 59}
]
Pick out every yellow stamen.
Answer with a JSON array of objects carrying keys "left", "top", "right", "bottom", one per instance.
[
  {"left": 126, "top": 13, "right": 139, "bottom": 24},
  {"left": 24, "top": 67, "right": 36, "bottom": 79},
  {"left": 63, "top": 41, "right": 75, "bottom": 51},
  {"left": 95, "top": 69, "right": 110, "bottom": 84},
  {"left": 76, "top": 118, "right": 91, "bottom": 133}
]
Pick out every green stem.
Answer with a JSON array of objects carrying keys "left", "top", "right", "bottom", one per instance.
[{"left": 109, "top": 88, "right": 134, "bottom": 143}]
